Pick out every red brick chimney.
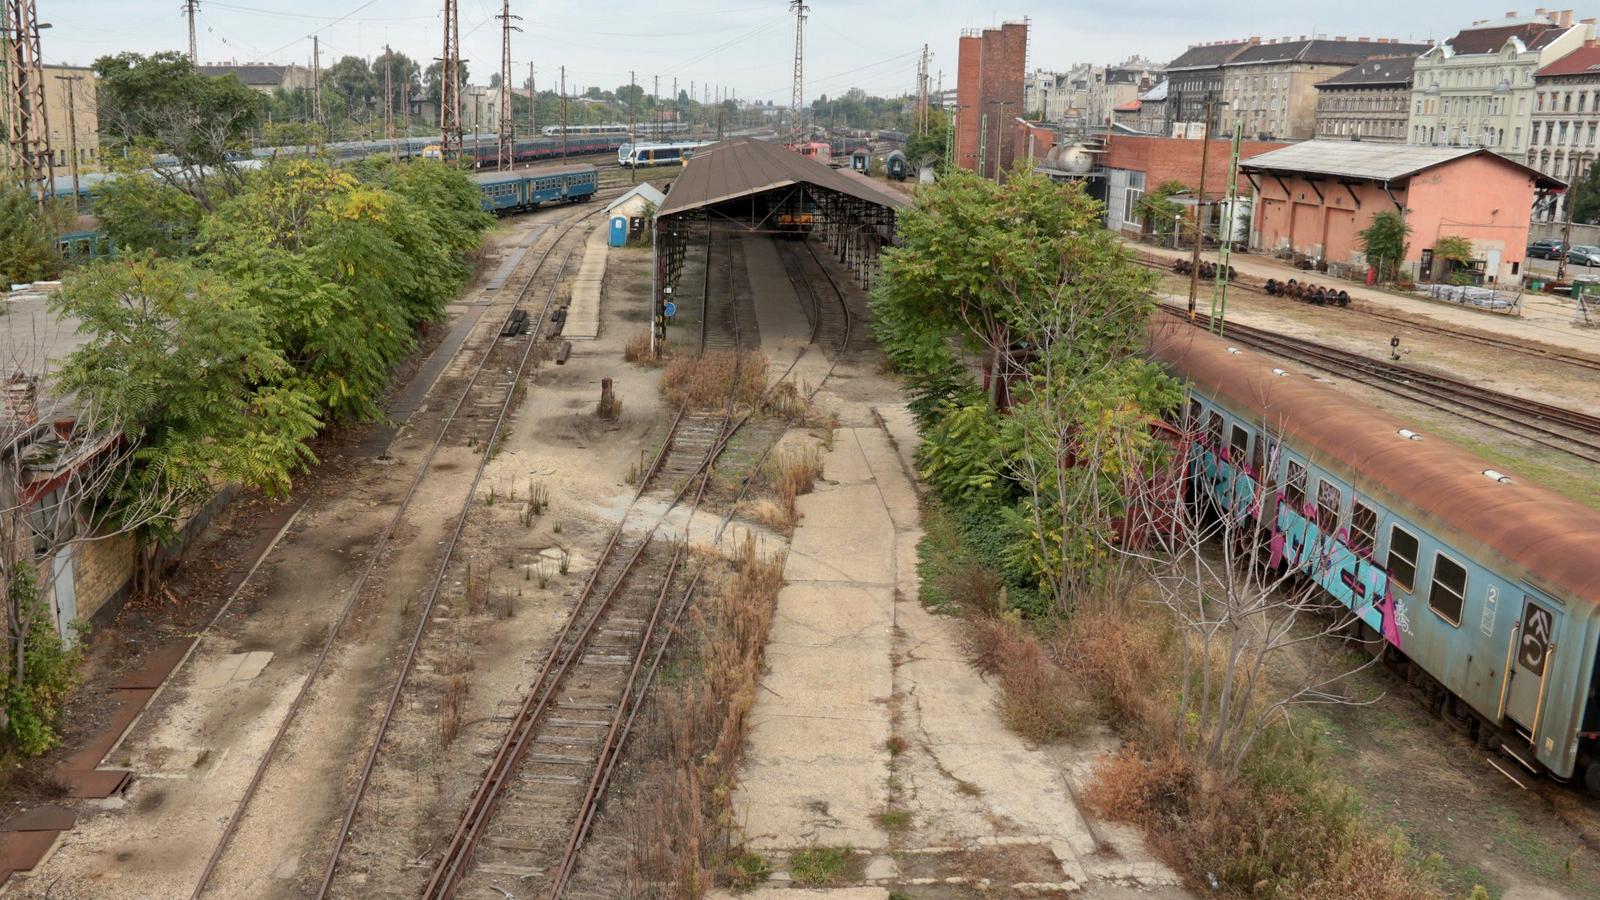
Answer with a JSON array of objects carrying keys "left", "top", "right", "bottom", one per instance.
[{"left": 3, "top": 373, "right": 39, "bottom": 428}]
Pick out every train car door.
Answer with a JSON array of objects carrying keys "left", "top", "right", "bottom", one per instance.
[{"left": 1504, "top": 594, "right": 1558, "bottom": 732}]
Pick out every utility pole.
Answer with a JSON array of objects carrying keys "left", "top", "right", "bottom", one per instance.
[
  {"left": 439, "top": 0, "right": 462, "bottom": 160},
  {"left": 184, "top": 0, "right": 199, "bottom": 64},
  {"left": 560, "top": 65, "right": 568, "bottom": 159},
  {"left": 916, "top": 44, "right": 930, "bottom": 135},
  {"left": 311, "top": 35, "right": 323, "bottom": 131},
  {"left": 1210, "top": 122, "right": 1243, "bottom": 336},
  {"left": 496, "top": 0, "right": 521, "bottom": 171},
  {"left": 977, "top": 112, "right": 987, "bottom": 178},
  {"left": 1558, "top": 185, "right": 1575, "bottom": 283},
  {"left": 1187, "top": 95, "right": 1216, "bottom": 321},
  {"left": 528, "top": 63, "right": 535, "bottom": 133},
  {"left": 789, "top": 0, "right": 807, "bottom": 144},
  {"left": 383, "top": 44, "right": 396, "bottom": 158},
  {"left": 672, "top": 76, "right": 677, "bottom": 121},
  {"left": 54, "top": 73, "right": 81, "bottom": 213},
  {"left": 4, "top": 0, "right": 54, "bottom": 214},
  {"left": 653, "top": 74, "right": 659, "bottom": 108},
  {"left": 628, "top": 70, "right": 637, "bottom": 183}
]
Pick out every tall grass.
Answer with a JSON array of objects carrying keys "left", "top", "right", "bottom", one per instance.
[
  {"left": 662, "top": 349, "right": 768, "bottom": 410},
  {"left": 919, "top": 497, "right": 1451, "bottom": 898},
  {"left": 625, "top": 537, "right": 786, "bottom": 897}
]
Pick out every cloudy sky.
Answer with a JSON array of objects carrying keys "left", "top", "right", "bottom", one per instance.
[{"left": 49, "top": 1, "right": 1466, "bottom": 104}]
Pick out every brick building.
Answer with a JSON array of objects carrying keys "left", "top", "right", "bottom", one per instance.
[
  {"left": 1219, "top": 38, "right": 1430, "bottom": 140},
  {"left": 954, "top": 21, "right": 1029, "bottom": 179},
  {"left": 1314, "top": 56, "right": 1422, "bottom": 143},
  {"left": 0, "top": 63, "right": 101, "bottom": 175},
  {"left": 1530, "top": 40, "right": 1600, "bottom": 220},
  {"left": 1098, "top": 133, "right": 1289, "bottom": 234},
  {"left": 1242, "top": 141, "right": 1562, "bottom": 283}
]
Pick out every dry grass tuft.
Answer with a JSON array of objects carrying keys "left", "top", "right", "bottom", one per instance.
[
  {"left": 764, "top": 379, "right": 811, "bottom": 419},
  {"left": 662, "top": 349, "right": 768, "bottom": 410},
  {"left": 624, "top": 331, "right": 661, "bottom": 366},
  {"left": 438, "top": 673, "right": 467, "bottom": 748},
  {"left": 768, "top": 444, "right": 822, "bottom": 527},
  {"left": 625, "top": 537, "right": 786, "bottom": 895},
  {"left": 964, "top": 613, "right": 1089, "bottom": 743}
]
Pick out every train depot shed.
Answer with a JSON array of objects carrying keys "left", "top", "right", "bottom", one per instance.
[
  {"left": 1241, "top": 141, "right": 1565, "bottom": 285},
  {"left": 652, "top": 138, "right": 907, "bottom": 331}
]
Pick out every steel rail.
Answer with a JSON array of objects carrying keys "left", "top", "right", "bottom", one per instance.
[
  {"left": 1163, "top": 307, "right": 1600, "bottom": 465},
  {"left": 426, "top": 226, "right": 753, "bottom": 898},
  {"left": 1134, "top": 254, "right": 1600, "bottom": 374},
  {"left": 189, "top": 201, "right": 603, "bottom": 900},
  {"left": 313, "top": 208, "right": 603, "bottom": 898}
]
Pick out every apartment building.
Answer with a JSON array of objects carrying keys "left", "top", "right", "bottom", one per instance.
[
  {"left": 1530, "top": 41, "right": 1600, "bottom": 219},
  {"left": 1220, "top": 38, "right": 1430, "bottom": 140},
  {"left": 1407, "top": 10, "right": 1593, "bottom": 161},
  {"left": 1166, "top": 39, "right": 1257, "bottom": 134},
  {"left": 1314, "top": 56, "right": 1421, "bottom": 143}
]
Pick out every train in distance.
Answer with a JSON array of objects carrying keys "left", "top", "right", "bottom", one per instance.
[
  {"left": 540, "top": 123, "right": 691, "bottom": 137},
  {"left": 618, "top": 141, "right": 713, "bottom": 168}
]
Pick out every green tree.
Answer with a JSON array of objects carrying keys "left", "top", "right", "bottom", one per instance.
[
  {"left": 372, "top": 48, "right": 420, "bottom": 122},
  {"left": 92, "top": 52, "right": 263, "bottom": 208},
  {"left": 1570, "top": 160, "right": 1600, "bottom": 224},
  {"left": 323, "top": 55, "right": 378, "bottom": 121},
  {"left": 423, "top": 60, "right": 470, "bottom": 102},
  {"left": 0, "top": 186, "right": 65, "bottom": 283},
  {"left": 53, "top": 254, "right": 322, "bottom": 518},
  {"left": 1358, "top": 210, "right": 1411, "bottom": 282},
  {"left": 873, "top": 167, "right": 1178, "bottom": 607},
  {"left": 905, "top": 109, "right": 949, "bottom": 169},
  {"left": 1136, "top": 179, "right": 1190, "bottom": 239},
  {"left": 92, "top": 154, "right": 205, "bottom": 257}
]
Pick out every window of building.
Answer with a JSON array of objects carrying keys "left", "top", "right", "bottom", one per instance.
[
  {"left": 1428, "top": 553, "right": 1467, "bottom": 626},
  {"left": 1387, "top": 526, "right": 1418, "bottom": 593},
  {"left": 1284, "top": 461, "right": 1307, "bottom": 513},
  {"left": 1565, "top": 92, "right": 1573, "bottom": 112},
  {"left": 1515, "top": 126, "right": 1522, "bottom": 148}
]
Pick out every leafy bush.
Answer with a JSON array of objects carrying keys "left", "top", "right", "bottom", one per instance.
[
  {"left": 3, "top": 565, "right": 84, "bottom": 756},
  {"left": 1359, "top": 211, "right": 1411, "bottom": 282}
]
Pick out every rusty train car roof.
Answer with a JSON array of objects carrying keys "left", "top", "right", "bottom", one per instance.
[{"left": 1149, "top": 321, "right": 1600, "bottom": 604}]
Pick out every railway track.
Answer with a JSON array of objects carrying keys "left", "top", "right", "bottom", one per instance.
[
  {"left": 187, "top": 201, "right": 605, "bottom": 899},
  {"left": 412, "top": 225, "right": 773, "bottom": 898},
  {"left": 1134, "top": 252, "right": 1600, "bottom": 375},
  {"left": 1162, "top": 306, "right": 1600, "bottom": 465}
]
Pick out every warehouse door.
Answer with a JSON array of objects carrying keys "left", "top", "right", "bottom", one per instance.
[{"left": 1504, "top": 596, "right": 1555, "bottom": 731}]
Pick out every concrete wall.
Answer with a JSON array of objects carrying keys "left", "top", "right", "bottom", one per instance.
[{"left": 1251, "top": 154, "right": 1539, "bottom": 283}]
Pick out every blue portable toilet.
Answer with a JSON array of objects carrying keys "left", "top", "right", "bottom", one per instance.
[{"left": 609, "top": 215, "right": 629, "bottom": 247}]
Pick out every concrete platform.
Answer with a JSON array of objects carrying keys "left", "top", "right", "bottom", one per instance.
[{"left": 564, "top": 222, "right": 608, "bottom": 340}]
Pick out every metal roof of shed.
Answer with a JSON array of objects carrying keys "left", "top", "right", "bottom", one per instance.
[
  {"left": 1240, "top": 140, "right": 1564, "bottom": 188},
  {"left": 656, "top": 137, "right": 908, "bottom": 218}
]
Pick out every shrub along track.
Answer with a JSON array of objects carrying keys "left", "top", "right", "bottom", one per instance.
[{"left": 185, "top": 198, "right": 607, "bottom": 899}]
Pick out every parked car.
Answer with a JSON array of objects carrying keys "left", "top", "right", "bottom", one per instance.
[
  {"left": 1568, "top": 245, "right": 1600, "bottom": 267},
  {"left": 1527, "top": 238, "right": 1566, "bottom": 259}
]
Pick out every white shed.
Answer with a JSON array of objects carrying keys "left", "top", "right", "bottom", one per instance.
[{"left": 605, "top": 182, "right": 666, "bottom": 220}]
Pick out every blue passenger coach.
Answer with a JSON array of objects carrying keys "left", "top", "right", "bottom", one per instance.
[
  {"left": 472, "top": 165, "right": 597, "bottom": 214},
  {"left": 1151, "top": 322, "right": 1600, "bottom": 790}
]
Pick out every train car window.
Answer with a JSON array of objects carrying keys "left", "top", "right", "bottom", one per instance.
[
  {"left": 1185, "top": 399, "right": 1202, "bottom": 428},
  {"left": 1284, "top": 461, "right": 1307, "bottom": 512},
  {"left": 1351, "top": 501, "right": 1377, "bottom": 553},
  {"left": 1428, "top": 553, "right": 1467, "bottom": 626},
  {"left": 1249, "top": 431, "right": 1265, "bottom": 478},
  {"left": 1315, "top": 480, "right": 1342, "bottom": 533},
  {"left": 1205, "top": 412, "right": 1223, "bottom": 449},
  {"left": 1228, "top": 425, "right": 1248, "bottom": 463},
  {"left": 1387, "top": 526, "right": 1418, "bottom": 593}
]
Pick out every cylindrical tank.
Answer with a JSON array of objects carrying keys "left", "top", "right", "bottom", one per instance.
[{"left": 1045, "top": 142, "right": 1094, "bottom": 175}]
